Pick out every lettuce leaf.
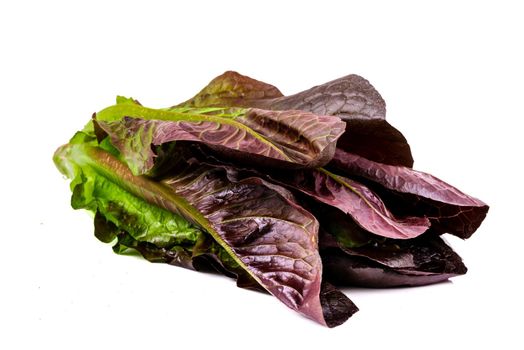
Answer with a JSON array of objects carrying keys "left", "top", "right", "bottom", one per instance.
[
  {"left": 164, "top": 145, "right": 430, "bottom": 240},
  {"left": 54, "top": 132, "right": 203, "bottom": 249},
  {"left": 320, "top": 230, "right": 468, "bottom": 287},
  {"left": 54, "top": 135, "right": 355, "bottom": 326},
  {"left": 176, "top": 71, "right": 413, "bottom": 167},
  {"left": 267, "top": 167, "right": 430, "bottom": 239},
  {"left": 329, "top": 149, "right": 489, "bottom": 238},
  {"left": 178, "top": 71, "right": 384, "bottom": 119},
  {"left": 178, "top": 70, "right": 284, "bottom": 107},
  {"left": 310, "top": 203, "right": 467, "bottom": 287},
  {"left": 94, "top": 97, "right": 346, "bottom": 175}
]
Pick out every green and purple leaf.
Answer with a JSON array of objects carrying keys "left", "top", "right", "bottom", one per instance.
[
  {"left": 95, "top": 102, "right": 346, "bottom": 175},
  {"left": 159, "top": 155, "right": 327, "bottom": 323},
  {"left": 55, "top": 141, "right": 356, "bottom": 326},
  {"left": 179, "top": 70, "right": 284, "bottom": 107}
]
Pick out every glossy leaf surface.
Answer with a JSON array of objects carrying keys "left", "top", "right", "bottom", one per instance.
[
  {"left": 267, "top": 167, "right": 430, "bottom": 239},
  {"left": 330, "top": 150, "right": 489, "bottom": 238},
  {"left": 95, "top": 101, "right": 345, "bottom": 175}
]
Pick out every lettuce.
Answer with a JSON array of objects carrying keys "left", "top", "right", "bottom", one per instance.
[{"left": 54, "top": 71, "right": 488, "bottom": 327}]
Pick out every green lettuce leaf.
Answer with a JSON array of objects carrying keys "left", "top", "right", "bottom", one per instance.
[{"left": 54, "top": 132, "right": 203, "bottom": 250}]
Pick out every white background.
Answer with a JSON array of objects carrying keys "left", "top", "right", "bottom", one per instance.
[{"left": 1, "top": 1, "right": 522, "bottom": 349}]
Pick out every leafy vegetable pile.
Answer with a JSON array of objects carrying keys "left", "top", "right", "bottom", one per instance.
[{"left": 54, "top": 71, "right": 488, "bottom": 327}]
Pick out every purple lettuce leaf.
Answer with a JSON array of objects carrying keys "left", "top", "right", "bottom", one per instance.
[
  {"left": 176, "top": 71, "right": 413, "bottom": 167},
  {"left": 334, "top": 119, "right": 413, "bottom": 167},
  {"left": 178, "top": 71, "right": 385, "bottom": 119},
  {"left": 316, "top": 215, "right": 467, "bottom": 287},
  {"left": 321, "top": 246, "right": 467, "bottom": 288},
  {"left": 179, "top": 144, "right": 430, "bottom": 240},
  {"left": 179, "top": 70, "right": 284, "bottom": 107},
  {"left": 150, "top": 153, "right": 361, "bottom": 326},
  {"left": 265, "top": 74, "right": 386, "bottom": 120},
  {"left": 159, "top": 155, "right": 328, "bottom": 324},
  {"left": 319, "top": 282, "right": 359, "bottom": 327},
  {"left": 293, "top": 196, "right": 466, "bottom": 288},
  {"left": 111, "top": 227, "right": 357, "bottom": 327},
  {"left": 329, "top": 149, "right": 489, "bottom": 238},
  {"left": 95, "top": 102, "right": 346, "bottom": 175},
  {"left": 267, "top": 167, "right": 430, "bottom": 240},
  {"left": 61, "top": 142, "right": 357, "bottom": 326},
  {"left": 262, "top": 74, "right": 413, "bottom": 166}
]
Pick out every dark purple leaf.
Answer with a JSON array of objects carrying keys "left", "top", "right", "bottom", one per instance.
[
  {"left": 320, "top": 228, "right": 467, "bottom": 287},
  {"left": 266, "top": 74, "right": 386, "bottom": 119},
  {"left": 159, "top": 155, "right": 328, "bottom": 324},
  {"left": 335, "top": 119, "right": 414, "bottom": 167},
  {"left": 112, "top": 230, "right": 197, "bottom": 271},
  {"left": 320, "top": 282, "right": 359, "bottom": 327},
  {"left": 267, "top": 168, "right": 430, "bottom": 240},
  {"left": 329, "top": 149, "right": 489, "bottom": 238},
  {"left": 322, "top": 252, "right": 466, "bottom": 288}
]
